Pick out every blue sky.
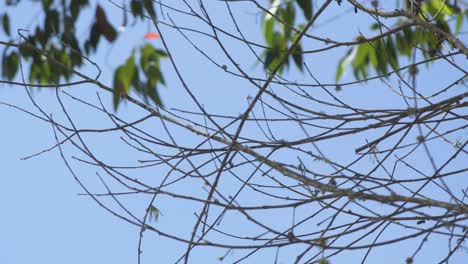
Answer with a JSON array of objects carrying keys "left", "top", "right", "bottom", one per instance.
[{"left": 1, "top": 1, "right": 467, "bottom": 263}]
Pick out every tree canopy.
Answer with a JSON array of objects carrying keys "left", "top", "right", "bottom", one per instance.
[
  {"left": 3, "top": 1, "right": 466, "bottom": 108},
  {"left": 1, "top": 1, "right": 467, "bottom": 263}
]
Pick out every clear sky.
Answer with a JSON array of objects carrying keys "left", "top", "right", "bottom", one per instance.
[{"left": 1, "top": 1, "right": 467, "bottom": 264}]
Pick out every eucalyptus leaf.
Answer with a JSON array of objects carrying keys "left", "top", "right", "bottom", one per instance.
[
  {"left": 131, "top": 0, "right": 144, "bottom": 18},
  {"left": 2, "top": 13, "right": 10, "bottom": 36},
  {"left": 296, "top": 0, "right": 313, "bottom": 20},
  {"left": 2, "top": 51, "right": 18, "bottom": 80},
  {"left": 292, "top": 44, "right": 303, "bottom": 71},
  {"left": 45, "top": 9, "right": 60, "bottom": 35},
  {"left": 143, "top": 0, "right": 156, "bottom": 18},
  {"left": 95, "top": 5, "right": 117, "bottom": 42}
]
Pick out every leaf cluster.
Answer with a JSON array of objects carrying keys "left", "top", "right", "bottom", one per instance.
[
  {"left": 113, "top": 44, "right": 167, "bottom": 110},
  {"left": 0, "top": 0, "right": 163, "bottom": 110},
  {"left": 336, "top": 1, "right": 467, "bottom": 81},
  {"left": 262, "top": 0, "right": 312, "bottom": 73},
  {"left": 260, "top": 0, "right": 467, "bottom": 80}
]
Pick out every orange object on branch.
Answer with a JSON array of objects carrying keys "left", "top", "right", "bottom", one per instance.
[{"left": 144, "top": 32, "right": 160, "bottom": 39}]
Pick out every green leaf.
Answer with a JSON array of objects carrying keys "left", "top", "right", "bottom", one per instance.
[
  {"left": 2, "top": 13, "right": 10, "bottom": 36},
  {"left": 317, "top": 257, "right": 330, "bottom": 264},
  {"left": 70, "top": 51, "right": 82, "bottom": 67},
  {"left": 423, "top": 1, "right": 437, "bottom": 17},
  {"left": 263, "top": 15, "right": 275, "bottom": 46},
  {"left": 34, "top": 27, "right": 47, "bottom": 48},
  {"left": 39, "top": 62, "right": 51, "bottom": 84},
  {"left": 263, "top": 0, "right": 281, "bottom": 46},
  {"left": 154, "top": 48, "right": 167, "bottom": 58},
  {"left": 352, "top": 43, "right": 369, "bottom": 68},
  {"left": 281, "top": 1, "right": 295, "bottom": 39},
  {"left": 263, "top": 32, "right": 285, "bottom": 73},
  {"left": 368, "top": 42, "right": 378, "bottom": 68},
  {"left": 370, "top": 22, "right": 380, "bottom": 30},
  {"left": 138, "top": 44, "right": 166, "bottom": 106},
  {"left": 148, "top": 81, "right": 163, "bottom": 107},
  {"left": 29, "top": 63, "right": 39, "bottom": 83},
  {"left": 148, "top": 205, "right": 161, "bottom": 223},
  {"left": 296, "top": 0, "right": 313, "bottom": 20},
  {"left": 130, "top": 0, "right": 144, "bottom": 18},
  {"left": 132, "top": 67, "right": 142, "bottom": 93},
  {"left": 266, "top": 0, "right": 281, "bottom": 19},
  {"left": 455, "top": 13, "right": 463, "bottom": 34},
  {"left": 19, "top": 40, "right": 35, "bottom": 58},
  {"left": 49, "top": 58, "right": 61, "bottom": 84},
  {"left": 335, "top": 61, "right": 344, "bottom": 81},
  {"left": 283, "top": 2, "right": 295, "bottom": 26},
  {"left": 95, "top": 5, "right": 117, "bottom": 42},
  {"left": 385, "top": 37, "right": 399, "bottom": 69},
  {"left": 375, "top": 40, "right": 388, "bottom": 75},
  {"left": 113, "top": 67, "right": 124, "bottom": 110},
  {"left": 63, "top": 15, "right": 74, "bottom": 34},
  {"left": 335, "top": 47, "right": 356, "bottom": 81},
  {"left": 2, "top": 51, "right": 19, "bottom": 80},
  {"left": 62, "top": 34, "right": 83, "bottom": 66},
  {"left": 356, "top": 63, "right": 367, "bottom": 79},
  {"left": 70, "top": 0, "right": 80, "bottom": 20},
  {"left": 159, "top": 70, "right": 166, "bottom": 86},
  {"left": 140, "top": 44, "right": 157, "bottom": 73},
  {"left": 70, "top": 0, "right": 89, "bottom": 21},
  {"left": 143, "top": 0, "right": 156, "bottom": 18},
  {"left": 120, "top": 53, "right": 136, "bottom": 94},
  {"left": 395, "top": 32, "right": 411, "bottom": 58},
  {"left": 86, "top": 23, "right": 101, "bottom": 53},
  {"left": 140, "top": 45, "right": 166, "bottom": 75},
  {"left": 41, "top": 0, "right": 52, "bottom": 10},
  {"left": 57, "top": 50, "right": 72, "bottom": 81},
  {"left": 146, "top": 63, "right": 161, "bottom": 86},
  {"left": 113, "top": 53, "right": 137, "bottom": 109},
  {"left": 292, "top": 43, "right": 303, "bottom": 71},
  {"left": 352, "top": 43, "right": 372, "bottom": 80},
  {"left": 431, "top": 1, "right": 454, "bottom": 16},
  {"left": 45, "top": 9, "right": 60, "bottom": 35}
]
